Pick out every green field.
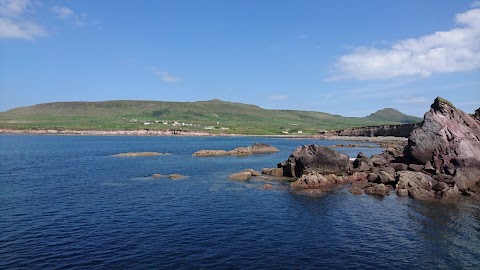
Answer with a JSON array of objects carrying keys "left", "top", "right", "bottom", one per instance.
[{"left": 0, "top": 99, "right": 422, "bottom": 135}]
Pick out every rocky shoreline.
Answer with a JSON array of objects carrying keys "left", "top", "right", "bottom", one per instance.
[
  {"left": 234, "top": 97, "right": 480, "bottom": 202},
  {"left": 0, "top": 128, "right": 215, "bottom": 136}
]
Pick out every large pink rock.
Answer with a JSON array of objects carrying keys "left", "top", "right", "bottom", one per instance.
[{"left": 405, "top": 97, "right": 480, "bottom": 189}]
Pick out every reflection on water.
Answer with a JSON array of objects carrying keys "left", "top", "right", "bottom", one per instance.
[{"left": 408, "top": 199, "right": 480, "bottom": 269}]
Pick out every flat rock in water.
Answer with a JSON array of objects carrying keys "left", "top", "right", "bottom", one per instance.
[
  {"left": 193, "top": 143, "right": 279, "bottom": 157},
  {"left": 192, "top": 150, "right": 228, "bottom": 157},
  {"left": 168, "top": 174, "right": 187, "bottom": 180},
  {"left": 111, "top": 152, "right": 167, "bottom": 157},
  {"left": 228, "top": 172, "right": 252, "bottom": 181}
]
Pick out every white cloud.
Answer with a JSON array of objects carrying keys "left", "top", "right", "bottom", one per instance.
[
  {"left": 0, "top": 17, "right": 46, "bottom": 39},
  {"left": 268, "top": 94, "right": 288, "bottom": 100},
  {"left": 393, "top": 97, "right": 429, "bottom": 104},
  {"left": 51, "top": 5, "right": 99, "bottom": 28},
  {"left": 0, "top": 0, "right": 31, "bottom": 18},
  {"left": 331, "top": 8, "right": 480, "bottom": 80},
  {"left": 51, "top": 6, "right": 73, "bottom": 20},
  {"left": 0, "top": 0, "right": 46, "bottom": 39},
  {"left": 152, "top": 68, "right": 182, "bottom": 83}
]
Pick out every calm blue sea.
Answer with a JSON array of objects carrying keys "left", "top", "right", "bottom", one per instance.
[{"left": 0, "top": 135, "right": 479, "bottom": 269}]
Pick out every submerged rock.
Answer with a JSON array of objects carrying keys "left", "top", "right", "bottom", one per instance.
[
  {"left": 263, "top": 183, "right": 273, "bottom": 189},
  {"left": 168, "top": 174, "right": 186, "bottom": 180}
]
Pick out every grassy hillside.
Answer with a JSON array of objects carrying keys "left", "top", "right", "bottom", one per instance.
[
  {"left": 365, "top": 108, "right": 421, "bottom": 124},
  {"left": 0, "top": 100, "right": 422, "bottom": 135}
]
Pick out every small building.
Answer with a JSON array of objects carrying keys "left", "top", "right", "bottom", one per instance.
[{"left": 297, "top": 131, "right": 303, "bottom": 134}]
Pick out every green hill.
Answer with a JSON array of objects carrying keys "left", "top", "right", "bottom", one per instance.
[
  {"left": 0, "top": 99, "right": 422, "bottom": 135},
  {"left": 365, "top": 108, "right": 421, "bottom": 124}
]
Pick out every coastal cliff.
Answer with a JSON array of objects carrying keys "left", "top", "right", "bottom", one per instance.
[{"left": 334, "top": 123, "right": 421, "bottom": 138}]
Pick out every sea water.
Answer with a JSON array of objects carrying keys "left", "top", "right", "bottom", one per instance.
[{"left": 0, "top": 135, "right": 479, "bottom": 269}]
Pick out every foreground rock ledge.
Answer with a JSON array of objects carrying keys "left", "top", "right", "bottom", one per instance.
[{"left": 193, "top": 143, "right": 279, "bottom": 157}]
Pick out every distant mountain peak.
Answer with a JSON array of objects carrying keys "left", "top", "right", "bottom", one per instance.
[
  {"left": 366, "top": 108, "right": 422, "bottom": 124},
  {"left": 369, "top": 108, "right": 404, "bottom": 117}
]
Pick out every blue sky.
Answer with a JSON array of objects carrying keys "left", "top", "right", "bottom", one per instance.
[{"left": 1, "top": 0, "right": 479, "bottom": 117}]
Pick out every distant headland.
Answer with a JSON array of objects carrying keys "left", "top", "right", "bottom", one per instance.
[{"left": 0, "top": 99, "right": 421, "bottom": 135}]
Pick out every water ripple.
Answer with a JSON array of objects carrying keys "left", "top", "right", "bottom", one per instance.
[{"left": 1, "top": 135, "right": 479, "bottom": 269}]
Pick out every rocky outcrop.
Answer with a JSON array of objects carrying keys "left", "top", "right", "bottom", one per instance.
[
  {"left": 282, "top": 144, "right": 349, "bottom": 177},
  {"left": 249, "top": 143, "right": 280, "bottom": 154},
  {"left": 193, "top": 143, "right": 279, "bottom": 157},
  {"left": 275, "top": 98, "right": 479, "bottom": 202},
  {"left": 405, "top": 97, "right": 480, "bottom": 190},
  {"left": 111, "top": 152, "right": 170, "bottom": 157},
  {"left": 335, "top": 123, "right": 420, "bottom": 138}
]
